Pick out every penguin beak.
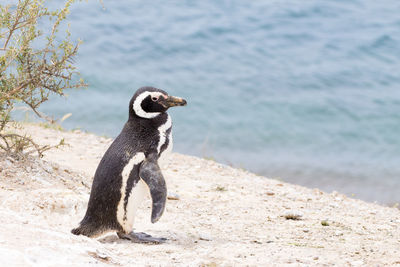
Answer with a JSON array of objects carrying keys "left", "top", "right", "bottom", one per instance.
[{"left": 160, "top": 95, "right": 187, "bottom": 108}]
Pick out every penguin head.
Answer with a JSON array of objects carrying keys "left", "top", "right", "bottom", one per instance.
[{"left": 130, "top": 86, "right": 187, "bottom": 119}]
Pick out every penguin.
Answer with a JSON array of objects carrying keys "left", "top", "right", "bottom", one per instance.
[{"left": 71, "top": 86, "right": 187, "bottom": 243}]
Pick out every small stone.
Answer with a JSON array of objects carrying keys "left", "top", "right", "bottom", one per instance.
[
  {"left": 167, "top": 192, "right": 180, "bottom": 200},
  {"left": 215, "top": 186, "right": 227, "bottom": 192},
  {"left": 335, "top": 230, "right": 343, "bottom": 236},
  {"left": 303, "top": 229, "right": 310, "bottom": 233},
  {"left": 266, "top": 191, "right": 275, "bottom": 196},
  {"left": 283, "top": 211, "right": 303, "bottom": 220},
  {"left": 199, "top": 234, "right": 212, "bottom": 241},
  {"left": 313, "top": 257, "right": 319, "bottom": 260},
  {"left": 321, "top": 220, "right": 329, "bottom": 226},
  {"left": 313, "top": 189, "right": 323, "bottom": 195}
]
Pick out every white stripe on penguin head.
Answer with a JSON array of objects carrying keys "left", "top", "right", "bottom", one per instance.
[{"left": 132, "top": 91, "right": 165, "bottom": 119}]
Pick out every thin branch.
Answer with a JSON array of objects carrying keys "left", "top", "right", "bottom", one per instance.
[
  {"left": 3, "top": 0, "right": 30, "bottom": 50},
  {"left": 4, "top": 84, "right": 26, "bottom": 99},
  {"left": 22, "top": 99, "right": 55, "bottom": 123},
  {"left": 2, "top": 133, "right": 42, "bottom": 157},
  {"left": 42, "top": 70, "right": 70, "bottom": 80},
  {"left": 0, "top": 133, "right": 65, "bottom": 157},
  {"left": 0, "top": 142, "right": 8, "bottom": 152},
  {"left": 0, "top": 135, "right": 11, "bottom": 150},
  {"left": 0, "top": 16, "right": 38, "bottom": 36},
  {"left": 0, "top": 108, "right": 12, "bottom": 132}
]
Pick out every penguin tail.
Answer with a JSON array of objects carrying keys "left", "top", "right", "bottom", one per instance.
[
  {"left": 71, "top": 226, "right": 82, "bottom": 235},
  {"left": 71, "top": 223, "right": 101, "bottom": 237}
]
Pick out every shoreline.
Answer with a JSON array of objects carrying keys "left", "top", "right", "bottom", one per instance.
[
  {"left": 12, "top": 120, "right": 399, "bottom": 206},
  {"left": 0, "top": 122, "right": 399, "bottom": 266}
]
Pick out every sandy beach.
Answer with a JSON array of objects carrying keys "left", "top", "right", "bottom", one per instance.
[{"left": 0, "top": 123, "right": 399, "bottom": 266}]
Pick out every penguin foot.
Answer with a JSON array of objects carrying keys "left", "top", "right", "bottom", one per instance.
[{"left": 117, "top": 231, "right": 167, "bottom": 244}]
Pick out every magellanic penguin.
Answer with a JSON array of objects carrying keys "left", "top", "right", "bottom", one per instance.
[{"left": 71, "top": 86, "right": 187, "bottom": 243}]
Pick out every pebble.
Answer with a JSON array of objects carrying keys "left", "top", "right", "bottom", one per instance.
[
  {"left": 167, "top": 192, "right": 180, "bottom": 200},
  {"left": 199, "top": 234, "right": 212, "bottom": 241},
  {"left": 335, "top": 230, "right": 344, "bottom": 236},
  {"left": 321, "top": 220, "right": 330, "bottom": 226},
  {"left": 283, "top": 211, "right": 303, "bottom": 220}
]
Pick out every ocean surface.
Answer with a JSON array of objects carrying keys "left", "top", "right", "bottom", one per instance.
[{"left": 20, "top": 0, "right": 400, "bottom": 204}]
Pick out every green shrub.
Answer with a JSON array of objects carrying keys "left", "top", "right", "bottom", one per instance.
[{"left": 0, "top": 0, "right": 85, "bottom": 157}]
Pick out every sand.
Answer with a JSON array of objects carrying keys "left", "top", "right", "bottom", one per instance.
[{"left": 0, "top": 123, "right": 399, "bottom": 266}]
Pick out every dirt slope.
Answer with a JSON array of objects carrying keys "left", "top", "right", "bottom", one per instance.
[{"left": 0, "top": 123, "right": 399, "bottom": 266}]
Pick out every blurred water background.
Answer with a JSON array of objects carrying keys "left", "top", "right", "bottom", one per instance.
[{"left": 22, "top": 0, "right": 400, "bottom": 204}]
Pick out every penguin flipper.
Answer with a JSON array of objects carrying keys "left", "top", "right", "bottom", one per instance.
[{"left": 139, "top": 153, "right": 167, "bottom": 223}]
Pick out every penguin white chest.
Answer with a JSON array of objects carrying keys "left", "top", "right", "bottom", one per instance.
[
  {"left": 117, "top": 153, "right": 147, "bottom": 232},
  {"left": 157, "top": 114, "right": 173, "bottom": 167}
]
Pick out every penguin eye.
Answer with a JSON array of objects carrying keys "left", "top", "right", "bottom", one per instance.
[{"left": 151, "top": 96, "right": 159, "bottom": 102}]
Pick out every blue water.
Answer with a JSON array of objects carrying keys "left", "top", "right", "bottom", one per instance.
[{"left": 27, "top": 0, "right": 400, "bottom": 204}]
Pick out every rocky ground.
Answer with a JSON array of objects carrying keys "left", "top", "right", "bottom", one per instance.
[{"left": 0, "top": 123, "right": 399, "bottom": 266}]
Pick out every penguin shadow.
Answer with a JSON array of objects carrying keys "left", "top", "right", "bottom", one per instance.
[
  {"left": 97, "top": 233, "right": 172, "bottom": 245},
  {"left": 97, "top": 231, "right": 197, "bottom": 247},
  {"left": 98, "top": 234, "right": 128, "bottom": 244}
]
